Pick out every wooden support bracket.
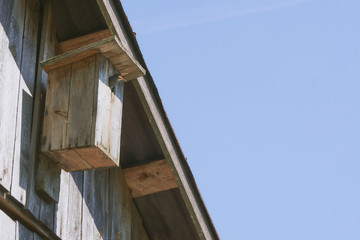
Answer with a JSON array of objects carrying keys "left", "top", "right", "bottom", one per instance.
[{"left": 124, "top": 160, "right": 178, "bottom": 198}]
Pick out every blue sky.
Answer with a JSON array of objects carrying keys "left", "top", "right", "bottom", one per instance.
[{"left": 122, "top": 0, "right": 360, "bottom": 239}]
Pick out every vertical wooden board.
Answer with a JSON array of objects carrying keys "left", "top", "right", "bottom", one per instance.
[
  {"left": 0, "top": 0, "right": 26, "bottom": 192},
  {"left": 109, "top": 65, "right": 123, "bottom": 165},
  {"left": 55, "top": 170, "right": 70, "bottom": 239},
  {"left": 109, "top": 167, "right": 132, "bottom": 240},
  {"left": 82, "top": 169, "right": 110, "bottom": 240},
  {"left": 100, "top": 169, "right": 110, "bottom": 240},
  {"left": 27, "top": 0, "right": 57, "bottom": 218},
  {"left": 67, "top": 56, "right": 96, "bottom": 148},
  {"left": 81, "top": 170, "right": 95, "bottom": 240},
  {"left": 94, "top": 55, "right": 112, "bottom": 153},
  {"left": 11, "top": 0, "right": 40, "bottom": 205},
  {"left": 0, "top": 209, "right": 16, "bottom": 240},
  {"left": 41, "top": 65, "right": 71, "bottom": 151},
  {"left": 66, "top": 172, "right": 83, "bottom": 239},
  {"left": 131, "top": 205, "right": 150, "bottom": 240},
  {"left": 35, "top": 154, "right": 61, "bottom": 203},
  {"left": 32, "top": 2, "right": 60, "bottom": 229},
  {"left": 17, "top": 221, "right": 35, "bottom": 240},
  {"left": 37, "top": 197, "right": 55, "bottom": 232}
]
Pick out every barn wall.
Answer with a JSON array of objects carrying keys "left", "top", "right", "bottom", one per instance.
[{"left": 0, "top": 0, "right": 149, "bottom": 239}]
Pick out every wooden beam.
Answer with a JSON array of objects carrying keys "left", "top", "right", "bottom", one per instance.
[
  {"left": 58, "top": 29, "right": 112, "bottom": 53},
  {"left": 123, "top": 160, "right": 178, "bottom": 198},
  {"left": 41, "top": 36, "right": 145, "bottom": 81}
]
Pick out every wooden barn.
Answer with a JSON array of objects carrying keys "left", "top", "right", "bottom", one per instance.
[{"left": 0, "top": 0, "right": 219, "bottom": 239}]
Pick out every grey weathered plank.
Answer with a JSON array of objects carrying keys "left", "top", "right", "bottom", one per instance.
[
  {"left": 35, "top": 154, "right": 60, "bottom": 203},
  {"left": 109, "top": 167, "right": 132, "bottom": 240},
  {"left": 94, "top": 55, "right": 111, "bottom": 156},
  {"left": 109, "top": 63, "right": 123, "bottom": 165},
  {"left": 18, "top": 221, "right": 35, "bottom": 240},
  {"left": 81, "top": 170, "right": 97, "bottom": 240},
  {"left": 41, "top": 64, "right": 71, "bottom": 151},
  {"left": 67, "top": 55, "right": 96, "bottom": 148},
  {"left": 82, "top": 169, "right": 110, "bottom": 240},
  {"left": 11, "top": 0, "right": 40, "bottom": 206},
  {"left": 55, "top": 170, "right": 70, "bottom": 239},
  {"left": 0, "top": 0, "right": 26, "bottom": 192},
  {"left": 0, "top": 209, "right": 16, "bottom": 240},
  {"left": 66, "top": 172, "right": 83, "bottom": 239},
  {"left": 29, "top": 2, "right": 60, "bottom": 229}
]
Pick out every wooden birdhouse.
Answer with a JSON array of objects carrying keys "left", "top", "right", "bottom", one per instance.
[{"left": 40, "top": 36, "right": 145, "bottom": 171}]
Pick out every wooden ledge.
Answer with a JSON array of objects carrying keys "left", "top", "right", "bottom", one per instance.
[
  {"left": 41, "top": 36, "right": 145, "bottom": 81},
  {"left": 58, "top": 29, "right": 112, "bottom": 53},
  {"left": 124, "top": 160, "right": 178, "bottom": 198}
]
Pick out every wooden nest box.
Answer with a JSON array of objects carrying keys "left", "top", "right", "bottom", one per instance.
[{"left": 40, "top": 36, "right": 145, "bottom": 171}]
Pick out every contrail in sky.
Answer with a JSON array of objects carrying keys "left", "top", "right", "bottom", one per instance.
[{"left": 133, "top": 0, "right": 313, "bottom": 35}]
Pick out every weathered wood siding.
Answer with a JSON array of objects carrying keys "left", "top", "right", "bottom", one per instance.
[{"left": 0, "top": 0, "right": 149, "bottom": 239}]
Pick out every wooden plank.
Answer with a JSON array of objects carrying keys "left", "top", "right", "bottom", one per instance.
[
  {"left": 18, "top": 220, "right": 36, "bottom": 240},
  {"left": 35, "top": 154, "right": 60, "bottom": 203},
  {"left": 66, "top": 172, "right": 83, "bottom": 239},
  {"left": 37, "top": 199, "right": 55, "bottom": 235},
  {"left": 41, "top": 64, "right": 71, "bottom": 152},
  {"left": 67, "top": 55, "right": 96, "bottom": 148},
  {"left": 0, "top": 0, "right": 26, "bottom": 192},
  {"left": 0, "top": 209, "right": 16, "bottom": 240},
  {"left": 124, "top": 159, "right": 178, "bottom": 198},
  {"left": 94, "top": 54, "right": 111, "bottom": 156},
  {"left": 82, "top": 169, "right": 110, "bottom": 240},
  {"left": 93, "top": 54, "right": 122, "bottom": 166},
  {"left": 109, "top": 168, "right": 132, "bottom": 240},
  {"left": 81, "top": 170, "right": 96, "bottom": 240},
  {"left": 28, "top": 1, "right": 59, "bottom": 231},
  {"left": 59, "top": 29, "right": 112, "bottom": 53},
  {"left": 75, "top": 147, "right": 117, "bottom": 169},
  {"left": 109, "top": 63, "right": 123, "bottom": 166},
  {"left": 41, "top": 36, "right": 145, "bottom": 81},
  {"left": 11, "top": 0, "right": 40, "bottom": 206},
  {"left": 55, "top": 170, "right": 70, "bottom": 239},
  {"left": 46, "top": 149, "right": 92, "bottom": 172}
]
